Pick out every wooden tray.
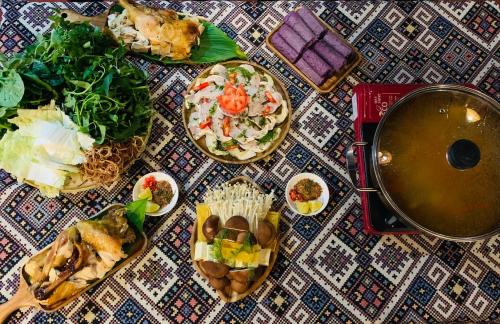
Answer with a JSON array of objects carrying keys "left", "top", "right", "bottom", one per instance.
[
  {"left": 265, "top": 6, "right": 362, "bottom": 94},
  {"left": 183, "top": 61, "right": 292, "bottom": 164},
  {"left": 189, "top": 176, "right": 280, "bottom": 302},
  {"left": 0, "top": 204, "right": 148, "bottom": 320}
]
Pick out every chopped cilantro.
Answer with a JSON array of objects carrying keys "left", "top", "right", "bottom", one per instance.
[
  {"left": 237, "top": 130, "right": 247, "bottom": 138},
  {"left": 259, "top": 117, "right": 266, "bottom": 127},
  {"left": 209, "top": 102, "right": 217, "bottom": 115},
  {"left": 257, "top": 130, "right": 276, "bottom": 144},
  {"left": 221, "top": 139, "right": 238, "bottom": 148},
  {"left": 227, "top": 67, "right": 254, "bottom": 81}
]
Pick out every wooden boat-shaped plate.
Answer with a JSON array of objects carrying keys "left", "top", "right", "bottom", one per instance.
[
  {"left": 183, "top": 61, "right": 292, "bottom": 164},
  {"left": 189, "top": 176, "right": 280, "bottom": 302},
  {"left": 0, "top": 204, "right": 147, "bottom": 321},
  {"left": 266, "top": 6, "right": 362, "bottom": 94}
]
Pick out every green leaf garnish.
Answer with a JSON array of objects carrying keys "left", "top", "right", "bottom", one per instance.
[
  {"left": 132, "top": 21, "right": 247, "bottom": 64},
  {"left": 125, "top": 199, "right": 148, "bottom": 232}
]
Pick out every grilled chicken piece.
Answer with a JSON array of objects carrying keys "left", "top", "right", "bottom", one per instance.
[
  {"left": 34, "top": 243, "right": 87, "bottom": 300},
  {"left": 38, "top": 281, "right": 87, "bottom": 306},
  {"left": 117, "top": 0, "right": 203, "bottom": 59}
]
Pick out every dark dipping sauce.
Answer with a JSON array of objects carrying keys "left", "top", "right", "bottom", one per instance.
[
  {"left": 153, "top": 180, "right": 173, "bottom": 207},
  {"left": 294, "top": 179, "right": 322, "bottom": 201}
]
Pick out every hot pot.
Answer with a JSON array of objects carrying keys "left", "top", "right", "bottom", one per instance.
[{"left": 347, "top": 85, "right": 499, "bottom": 241}]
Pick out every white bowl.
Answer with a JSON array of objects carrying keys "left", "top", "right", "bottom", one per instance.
[
  {"left": 132, "top": 172, "right": 179, "bottom": 217},
  {"left": 285, "top": 173, "right": 329, "bottom": 216}
]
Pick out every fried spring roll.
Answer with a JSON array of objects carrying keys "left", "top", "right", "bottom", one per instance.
[
  {"left": 284, "top": 12, "right": 315, "bottom": 46},
  {"left": 323, "top": 32, "right": 354, "bottom": 60},
  {"left": 313, "top": 40, "right": 346, "bottom": 72},
  {"left": 271, "top": 32, "right": 300, "bottom": 62},
  {"left": 302, "top": 49, "right": 333, "bottom": 77},
  {"left": 296, "top": 58, "right": 325, "bottom": 86},
  {"left": 297, "top": 7, "right": 326, "bottom": 38}
]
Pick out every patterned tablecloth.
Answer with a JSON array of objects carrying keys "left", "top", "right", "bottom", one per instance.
[{"left": 0, "top": 1, "right": 499, "bottom": 323}]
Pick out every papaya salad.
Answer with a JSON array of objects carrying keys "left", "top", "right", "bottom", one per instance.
[{"left": 185, "top": 63, "right": 288, "bottom": 161}]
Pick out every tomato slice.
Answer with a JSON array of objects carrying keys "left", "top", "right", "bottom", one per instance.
[
  {"left": 217, "top": 83, "right": 248, "bottom": 115},
  {"left": 289, "top": 189, "right": 298, "bottom": 201}
]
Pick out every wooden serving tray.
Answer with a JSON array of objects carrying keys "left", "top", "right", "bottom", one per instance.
[
  {"left": 189, "top": 176, "right": 280, "bottom": 302},
  {"left": 182, "top": 61, "right": 292, "bottom": 164},
  {"left": 0, "top": 204, "right": 147, "bottom": 320},
  {"left": 265, "top": 6, "right": 362, "bottom": 94}
]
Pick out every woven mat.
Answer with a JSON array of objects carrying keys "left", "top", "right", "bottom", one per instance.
[{"left": 0, "top": 1, "right": 498, "bottom": 323}]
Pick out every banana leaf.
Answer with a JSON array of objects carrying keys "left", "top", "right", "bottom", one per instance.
[{"left": 110, "top": 5, "right": 247, "bottom": 64}]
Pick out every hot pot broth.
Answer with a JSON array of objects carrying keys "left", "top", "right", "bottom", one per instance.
[{"left": 377, "top": 91, "right": 499, "bottom": 237}]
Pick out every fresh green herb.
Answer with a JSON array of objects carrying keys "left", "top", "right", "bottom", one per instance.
[
  {"left": 216, "top": 140, "right": 225, "bottom": 151},
  {"left": 258, "top": 117, "right": 266, "bottom": 127},
  {"left": 209, "top": 102, "right": 217, "bottom": 115},
  {"left": 213, "top": 228, "right": 229, "bottom": 263},
  {"left": 237, "top": 130, "right": 247, "bottom": 139},
  {"left": 221, "top": 139, "right": 238, "bottom": 149},
  {"left": 216, "top": 85, "right": 224, "bottom": 91},
  {"left": 227, "top": 67, "right": 254, "bottom": 81},
  {"left": 0, "top": 69, "right": 24, "bottom": 108},
  {"left": 125, "top": 199, "right": 148, "bottom": 232},
  {"left": 0, "top": 15, "right": 152, "bottom": 143},
  {"left": 240, "top": 232, "right": 253, "bottom": 253},
  {"left": 257, "top": 130, "right": 276, "bottom": 144}
]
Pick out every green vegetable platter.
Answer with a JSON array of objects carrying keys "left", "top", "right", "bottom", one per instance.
[{"left": 0, "top": 15, "right": 153, "bottom": 197}]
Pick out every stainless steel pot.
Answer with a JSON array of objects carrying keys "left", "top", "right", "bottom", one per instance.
[{"left": 347, "top": 85, "right": 500, "bottom": 241}]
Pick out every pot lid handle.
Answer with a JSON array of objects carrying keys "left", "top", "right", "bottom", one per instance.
[{"left": 346, "top": 142, "right": 378, "bottom": 192}]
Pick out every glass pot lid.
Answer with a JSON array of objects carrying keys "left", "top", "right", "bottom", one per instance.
[{"left": 373, "top": 86, "right": 499, "bottom": 239}]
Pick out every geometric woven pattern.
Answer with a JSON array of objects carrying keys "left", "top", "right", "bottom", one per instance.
[{"left": 0, "top": 1, "right": 499, "bottom": 323}]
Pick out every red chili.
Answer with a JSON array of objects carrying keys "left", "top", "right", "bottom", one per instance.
[
  {"left": 224, "top": 145, "right": 239, "bottom": 151},
  {"left": 262, "top": 106, "right": 271, "bottom": 116},
  {"left": 143, "top": 176, "right": 157, "bottom": 191},
  {"left": 222, "top": 116, "right": 231, "bottom": 137},
  {"left": 195, "top": 82, "right": 210, "bottom": 91},
  {"left": 199, "top": 117, "right": 212, "bottom": 129},
  {"left": 265, "top": 91, "right": 276, "bottom": 103}
]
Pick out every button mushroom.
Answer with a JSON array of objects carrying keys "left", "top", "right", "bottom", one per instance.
[
  {"left": 225, "top": 216, "right": 249, "bottom": 231},
  {"left": 257, "top": 220, "right": 276, "bottom": 247},
  {"left": 200, "top": 261, "right": 230, "bottom": 279},
  {"left": 230, "top": 279, "right": 248, "bottom": 293},
  {"left": 202, "top": 215, "right": 220, "bottom": 243},
  {"left": 236, "top": 231, "right": 257, "bottom": 245},
  {"left": 227, "top": 268, "right": 254, "bottom": 283},
  {"left": 209, "top": 276, "right": 229, "bottom": 291}
]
